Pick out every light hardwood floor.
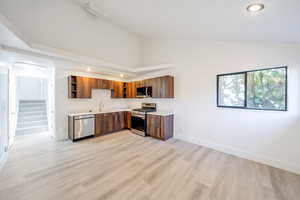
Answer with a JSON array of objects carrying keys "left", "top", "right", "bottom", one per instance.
[{"left": 1, "top": 131, "right": 300, "bottom": 200}]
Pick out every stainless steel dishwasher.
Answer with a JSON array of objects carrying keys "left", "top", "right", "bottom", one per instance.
[{"left": 68, "top": 114, "right": 95, "bottom": 141}]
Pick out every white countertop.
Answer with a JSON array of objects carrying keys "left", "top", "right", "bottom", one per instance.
[
  {"left": 147, "top": 111, "right": 174, "bottom": 116},
  {"left": 68, "top": 109, "right": 174, "bottom": 117},
  {"left": 68, "top": 109, "right": 131, "bottom": 117}
]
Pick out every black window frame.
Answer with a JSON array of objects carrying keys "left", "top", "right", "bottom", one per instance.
[{"left": 216, "top": 66, "right": 288, "bottom": 111}]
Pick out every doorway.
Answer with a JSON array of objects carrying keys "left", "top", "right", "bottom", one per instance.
[
  {"left": 0, "top": 65, "right": 9, "bottom": 165},
  {"left": 8, "top": 63, "right": 55, "bottom": 146}
]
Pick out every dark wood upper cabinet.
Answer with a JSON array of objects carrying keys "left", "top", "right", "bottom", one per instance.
[
  {"left": 68, "top": 75, "right": 174, "bottom": 99},
  {"left": 126, "top": 82, "right": 136, "bottom": 98},
  {"left": 160, "top": 76, "right": 174, "bottom": 98},
  {"left": 147, "top": 114, "right": 174, "bottom": 140},
  {"left": 111, "top": 81, "right": 124, "bottom": 98},
  {"left": 150, "top": 77, "right": 161, "bottom": 98},
  {"left": 88, "top": 78, "right": 97, "bottom": 89},
  {"left": 76, "top": 76, "right": 92, "bottom": 98},
  {"left": 145, "top": 76, "right": 174, "bottom": 98},
  {"left": 68, "top": 76, "right": 110, "bottom": 98},
  {"left": 97, "top": 79, "right": 113, "bottom": 89}
]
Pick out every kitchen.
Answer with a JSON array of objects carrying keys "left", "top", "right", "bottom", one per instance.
[
  {"left": 1, "top": 1, "right": 300, "bottom": 199},
  {"left": 67, "top": 75, "right": 174, "bottom": 141}
]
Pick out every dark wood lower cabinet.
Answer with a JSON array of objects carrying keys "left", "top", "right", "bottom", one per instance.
[
  {"left": 147, "top": 114, "right": 174, "bottom": 140},
  {"left": 125, "top": 112, "right": 131, "bottom": 129},
  {"left": 95, "top": 112, "right": 128, "bottom": 136},
  {"left": 95, "top": 111, "right": 173, "bottom": 141},
  {"left": 95, "top": 113, "right": 106, "bottom": 136}
]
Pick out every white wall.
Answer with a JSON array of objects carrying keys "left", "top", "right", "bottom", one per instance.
[
  {"left": 16, "top": 76, "right": 47, "bottom": 100},
  {"left": 55, "top": 67, "right": 131, "bottom": 140},
  {"left": 0, "top": 0, "right": 140, "bottom": 68},
  {"left": 140, "top": 39, "right": 300, "bottom": 174}
]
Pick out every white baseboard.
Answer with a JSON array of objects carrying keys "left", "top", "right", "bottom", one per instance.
[{"left": 175, "top": 134, "right": 300, "bottom": 175}]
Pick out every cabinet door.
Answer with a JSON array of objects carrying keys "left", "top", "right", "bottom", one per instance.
[
  {"left": 127, "top": 82, "right": 136, "bottom": 98},
  {"left": 111, "top": 81, "right": 124, "bottom": 98},
  {"left": 97, "top": 79, "right": 112, "bottom": 89},
  {"left": 132, "top": 82, "right": 137, "bottom": 97},
  {"left": 95, "top": 114, "right": 105, "bottom": 136},
  {"left": 112, "top": 112, "right": 119, "bottom": 131},
  {"left": 125, "top": 112, "right": 131, "bottom": 129},
  {"left": 126, "top": 82, "right": 132, "bottom": 98},
  {"left": 147, "top": 115, "right": 161, "bottom": 139},
  {"left": 89, "top": 78, "right": 98, "bottom": 89},
  {"left": 106, "top": 113, "right": 114, "bottom": 133},
  {"left": 119, "top": 112, "right": 125, "bottom": 129},
  {"left": 151, "top": 76, "right": 174, "bottom": 98},
  {"left": 107, "top": 80, "right": 114, "bottom": 89},
  {"left": 76, "top": 76, "right": 91, "bottom": 98},
  {"left": 160, "top": 115, "right": 174, "bottom": 140},
  {"left": 151, "top": 77, "right": 162, "bottom": 98},
  {"left": 161, "top": 76, "right": 174, "bottom": 98}
]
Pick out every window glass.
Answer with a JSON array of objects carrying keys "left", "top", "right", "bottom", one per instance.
[
  {"left": 218, "top": 73, "right": 245, "bottom": 107},
  {"left": 247, "top": 68, "right": 286, "bottom": 110}
]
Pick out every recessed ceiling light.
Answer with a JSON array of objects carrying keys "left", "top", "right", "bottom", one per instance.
[
  {"left": 87, "top": 67, "right": 91, "bottom": 72},
  {"left": 247, "top": 3, "right": 265, "bottom": 12},
  {"left": 120, "top": 74, "right": 124, "bottom": 78}
]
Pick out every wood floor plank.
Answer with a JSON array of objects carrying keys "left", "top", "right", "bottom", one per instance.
[{"left": 0, "top": 131, "right": 299, "bottom": 200}]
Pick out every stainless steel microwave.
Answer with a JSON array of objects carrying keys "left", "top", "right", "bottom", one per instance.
[{"left": 136, "top": 86, "right": 152, "bottom": 98}]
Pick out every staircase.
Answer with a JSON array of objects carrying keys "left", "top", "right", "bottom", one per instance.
[{"left": 16, "top": 100, "right": 48, "bottom": 136}]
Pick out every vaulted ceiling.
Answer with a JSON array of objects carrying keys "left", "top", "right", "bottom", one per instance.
[
  {"left": 1, "top": 0, "right": 300, "bottom": 44},
  {"left": 0, "top": 0, "right": 299, "bottom": 77},
  {"left": 93, "top": 0, "right": 300, "bottom": 43}
]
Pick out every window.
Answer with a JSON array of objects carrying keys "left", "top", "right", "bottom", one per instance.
[
  {"left": 218, "top": 73, "right": 245, "bottom": 107},
  {"left": 217, "top": 67, "right": 287, "bottom": 111}
]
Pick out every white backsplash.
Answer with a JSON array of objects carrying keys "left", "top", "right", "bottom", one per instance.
[
  {"left": 67, "top": 89, "right": 130, "bottom": 114},
  {"left": 129, "top": 98, "right": 175, "bottom": 111}
]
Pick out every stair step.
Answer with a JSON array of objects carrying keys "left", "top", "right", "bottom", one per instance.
[
  {"left": 18, "top": 115, "right": 47, "bottom": 121},
  {"left": 18, "top": 111, "right": 47, "bottom": 116},
  {"left": 19, "top": 106, "right": 46, "bottom": 112},
  {"left": 19, "top": 107, "right": 46, "bottom": 112},
  {"left": 19, "top": 100, "right": 46, "bottom": 104},
  {"left": 16, "top": 126, "right": 48, "bottom": 136},
  {"left": 19, "top": 104, "right": 46, "bottom": 109},
  {"left": 17, "top": 120, "right": 48, "bottom": 128}
]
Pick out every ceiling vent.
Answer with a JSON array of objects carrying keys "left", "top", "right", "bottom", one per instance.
[{"left": 74, "top": 0, "right": 107, "bottom": 18}]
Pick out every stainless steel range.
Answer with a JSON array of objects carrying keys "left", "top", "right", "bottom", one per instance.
[{"left": 131, "top": 103, "right": 156, "bottom": 136}]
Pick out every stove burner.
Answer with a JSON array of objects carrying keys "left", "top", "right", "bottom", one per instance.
[
  {"left": 132, "top": 108, "right": 156, "bottom": 113},
  {"left": 132, "top": 103, "right": 157, "bottom": 113}
]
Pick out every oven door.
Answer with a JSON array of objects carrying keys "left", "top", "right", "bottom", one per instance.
[{"left": 131, "top": 114, "right": 146, "bottom": 136}]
